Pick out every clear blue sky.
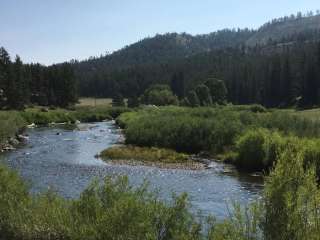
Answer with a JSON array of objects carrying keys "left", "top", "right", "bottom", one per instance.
[{"left": 1, "top": 0, "right": 319, "bottom": 65}]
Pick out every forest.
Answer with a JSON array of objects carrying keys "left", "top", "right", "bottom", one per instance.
[
  {"left": 74, "top": 13, "right": 320, "bottom": 108},
  {"left": 0, "top": 47, "right": 77, "bottom": 110}
]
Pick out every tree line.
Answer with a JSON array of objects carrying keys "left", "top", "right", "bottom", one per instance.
[
  {"left": 76, "top": 36, "right": 320, "bottom": 108},
  {"left": 0, "top": 47, "right": 77, "bottom": 109}
]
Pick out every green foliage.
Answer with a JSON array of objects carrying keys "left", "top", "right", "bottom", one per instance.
[
  {"left": 100, "top": 145, "right": 190, "bottom": 164},
  {"left": 264, "top": 144, "right": 320, "bottom": 240},
  {"left": 248, "top": 104, "right": 267, "bottom": 113},
  {"left": 0, "top": 111, "right": 26, "bottom": 145},
  {"left": 127, "top": 96, "right": 140, "bottom": 108},
  {"left": 236, "top": 128, "right": 285, "bottom": 170},
  {"left": 118, "top": 106, "right": 243, "bottom": 154},
  {"left": 118, "top": 106, "right": 320, "bottom": 171},
  {"left": 205, "top": 78, "right": 227, "bottom": 104},
  {"left": 186, "top": 91, "right": 200, "bottom": 107},
  {"left": 0, "top": 47, "right": 77, "bottom": 110},
  {"left": 140, "top": 84, "right": 178, "bottom": 106},
  {"left": 207, "top": 203, "right": 263, "bottom": 240},
  {"left": 195, "top": 84, "right": 212, "bottom": 106}
]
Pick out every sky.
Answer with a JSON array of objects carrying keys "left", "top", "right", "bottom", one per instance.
[{"left": 0, "top": 0, "right": 319, "bottom": 65}]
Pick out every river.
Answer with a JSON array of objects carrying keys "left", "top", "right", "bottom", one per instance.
[{"left": 0, "top": 122, "right": 263, "bottom": 219}]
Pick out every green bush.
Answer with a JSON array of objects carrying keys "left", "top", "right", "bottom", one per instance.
[
  {"left": 264, "top": 144, "right": 320, "bottom": 240},
  {"left": 236, "top": 128, "right": 285, "bottom": 170},
  {"left": 121, "top": 106, "right": 243, "bottom": 154},
  {"left": 140, "top": 84, "right": 178, "bottom": 106},
  {"left": 0, "top": 111, "right": 26, "bottom": 145},
  {"left": 249, "top": 104, "right": 267, "bottom": 113}
]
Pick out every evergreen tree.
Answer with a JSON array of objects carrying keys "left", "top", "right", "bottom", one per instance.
[
  {"left": 6, "top": 56, "right": 25, "bottom": 110},
  {"left": 187, "top": 90, "right": 200, "bottom": 107},
  {"left": 205, "top": 78, "right": 228, "bottom": 104},
  {"left": 170, "top": 72, "right": 185, "bottom": 98},
  {"left": 195, "top": 84, "right": 212, "bottom": 106}
]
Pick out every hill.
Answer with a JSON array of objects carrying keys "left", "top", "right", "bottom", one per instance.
[
  {"left": 246, "top": 14, "right": 320, "bottom": 46},
  {"left": 72, "top": 13, "right": 320, "bottom": 108}
]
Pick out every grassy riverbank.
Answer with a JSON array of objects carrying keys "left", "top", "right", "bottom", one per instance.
[
  {"left": 116, "top": 106, "right": 320, "bottom": 171},
  {"left": 99, "top": 145, "right": 204, "bottom": 170}
]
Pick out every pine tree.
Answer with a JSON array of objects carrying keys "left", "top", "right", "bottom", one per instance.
[{"left": 205, "top": 78, "right": 228, "bottom": 104}]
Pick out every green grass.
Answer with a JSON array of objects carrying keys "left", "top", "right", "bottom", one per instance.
[
  {"left": 116, "top": 106, "right": 320, "bottom": 171},
  {"left": 100, "top": 145, "right": 191, "bottom": 164}
]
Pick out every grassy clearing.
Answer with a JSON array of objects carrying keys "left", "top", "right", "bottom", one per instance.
[{"left": 76, "top": 98, "right": 113, "bottom": 107}]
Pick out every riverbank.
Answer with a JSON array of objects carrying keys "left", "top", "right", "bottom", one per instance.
[
  {"left": 0, "top": 106, "right": 130, "bottom": 152},
  {"left": 99, "top": 145, "right": 205, "bottom": 170}
]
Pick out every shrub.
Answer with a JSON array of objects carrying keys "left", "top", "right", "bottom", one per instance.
[
  {"left": 121, "top": 107, "right": 243, "bottom": 154},
  {"left": 140, "top": 84, "right": 178, "bottom": 106},
  {"left": 236, "top": 128, "right": 285, "bottom": 170},
  {"left": 249, "top": 104, "right": 267, "bottom": 113},
  {"left": 264, "top": 144, "right": 320, "bottom": 240},
  {"left": 0, "top": 111, "right": 26, "bottom": 145}
]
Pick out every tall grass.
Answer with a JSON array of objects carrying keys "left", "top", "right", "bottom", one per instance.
[
  {"left": 0, "top": 111, "right": 26, "bottom": 146},
  {"left": 117, "top": 106, "right": 320, "bottom": 155}
]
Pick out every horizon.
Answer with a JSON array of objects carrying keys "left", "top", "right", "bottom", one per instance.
[{"left": 1, "top": 0, "right": 319, "bottom": 65}]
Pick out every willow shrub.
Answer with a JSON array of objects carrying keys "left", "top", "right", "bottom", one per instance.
[
  {"left": 235, "top": 128, "right": 285, "bottom": 170},
  {"left": 119, "top": 106, "right": 244, "bottom": 154},
  {"left": 264, "top": 142, "right": 320, "bottom": 240},
  {"left": 0, "top": 111, "right": 26, "bottom": 145}
]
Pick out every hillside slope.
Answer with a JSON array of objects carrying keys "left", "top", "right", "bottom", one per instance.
[{"left": 246, "top": 15, "right": 320, "bottom": 46}]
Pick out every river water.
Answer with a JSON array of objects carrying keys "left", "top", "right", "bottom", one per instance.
[{"left": 0, "top": 122, "right": 263, "bottom": 219}]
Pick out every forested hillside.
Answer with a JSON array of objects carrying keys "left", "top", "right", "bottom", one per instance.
[
  {"left": 0, "top": 47, "right": 77, "bottom": 109},
  {"left": 246, "top": 12, "right": 320, "bottom": 46},
  {"left": 74, "top": 12, "right": 320, "bottom": 108}
]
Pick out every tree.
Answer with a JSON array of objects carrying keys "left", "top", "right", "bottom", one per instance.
[
  {"left": 140, "top": 84, "right": 178, "bottom": 106},
  {"left": 205, "top": 78, "right": 227, "bottom": 104},
  {"left": 6, "top": 56, "right": 25, "bottom": 110},
  {"left": 170, "top": 72, "right": 185, "bottom": 99},
  {"left": 195, "top": 84, "right": 212, "bottom": 106},
  {"left": 186, "top": 90, "right": 200, "bottom": 107}
]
